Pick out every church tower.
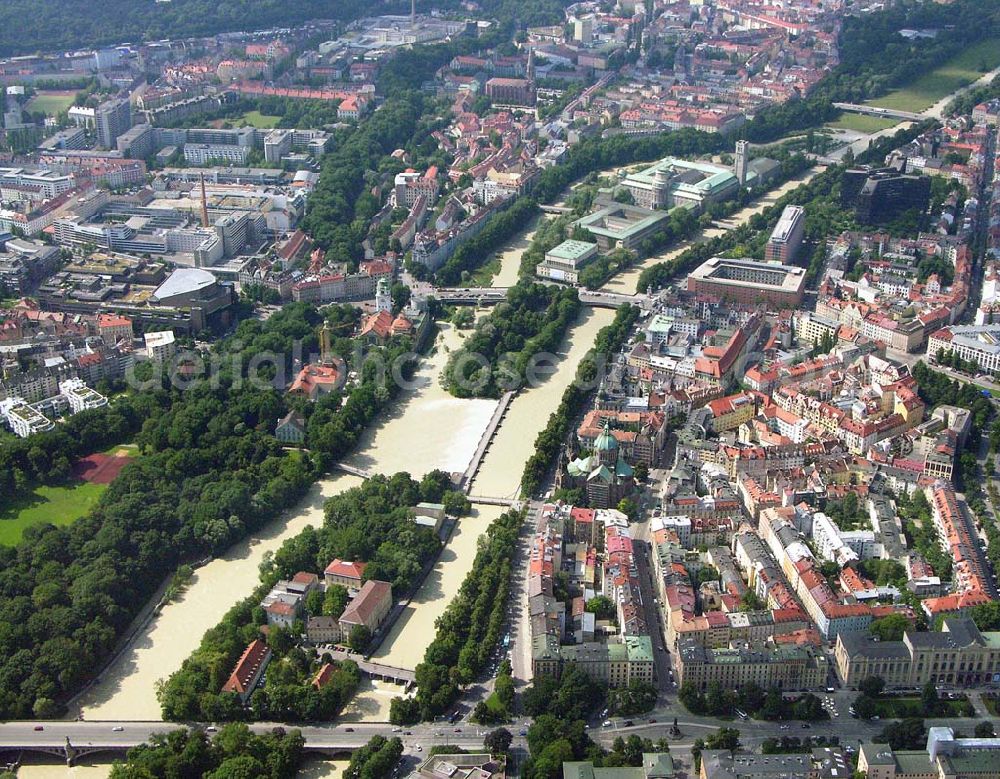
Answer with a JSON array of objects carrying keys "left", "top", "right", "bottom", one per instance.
[{"left": 375, "top": 277, "right": 392, "bottom": 313}]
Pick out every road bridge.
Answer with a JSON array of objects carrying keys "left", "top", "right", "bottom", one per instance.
[
  {"left": 433, "top": 287, "right": 508, "bottom": 305},
  {"left": 832, "top": 102, "right": 924, "bottom": 122}
]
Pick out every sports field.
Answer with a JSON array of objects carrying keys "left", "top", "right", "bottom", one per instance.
[
  {"left": 0, "top": 448, "right": 134, "bottom": 544},
  {"left": 234, "top": 110, "right": 282, "bottom": 128},
  {"left": 25, "top": 91, "right": 76, "bottom": 116},
  {"left": 863, "top": 39, "right": 1000, "bottom": 113}
]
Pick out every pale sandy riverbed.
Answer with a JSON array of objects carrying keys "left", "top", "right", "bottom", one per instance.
[
  {"left": 489, "top": 213, "right": 542, "bottom": 288},
  {"left": 470, "top": 306, "right": 614, "bottom": 499},
  {"left": 368, "top": 504, "right": 505, "bottom": 672}
]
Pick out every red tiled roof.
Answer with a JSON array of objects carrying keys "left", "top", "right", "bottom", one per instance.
[
  {"left": 222, "top": 639, "right": 270, "bottom": 695},
  {"left": 324, "top": 559, "right": 366, "bottom": 581}
]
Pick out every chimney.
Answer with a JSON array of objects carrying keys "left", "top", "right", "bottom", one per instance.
[{"left": 199, "top": 172, "right": 209, "bottom": 229}]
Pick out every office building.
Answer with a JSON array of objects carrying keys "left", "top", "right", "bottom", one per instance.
[
  {"left": 859, "top": 727, "right": 1000, "bottom": 779},
  {"left": 841, "top": 166, "right": 931, "bottom": 224},
  {"left": 834, "top": 618, "right": 1000, "bottom": 688},
  {"left": 535, "top": 239, "right": 598, "bottom": 284},
  {"left": 765, "top": 205, "right": 805, "bottom": 263},
  {"left": 95, "top": 99, "right": 132, "bottom": 150},
  {"left": 927, "top": 325, "right": 1000, "bottom": 375},
  {"left": 687, "top": 257, "right": 807, "bottom": 307}
]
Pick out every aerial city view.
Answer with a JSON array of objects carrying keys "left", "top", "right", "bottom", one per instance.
[{"left": 1, "top": 0, "right": 1000, "bottom": 776}]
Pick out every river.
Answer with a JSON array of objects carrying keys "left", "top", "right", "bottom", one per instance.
[{"left": 27, "top": 297, "right": 608, "bottom": 776}]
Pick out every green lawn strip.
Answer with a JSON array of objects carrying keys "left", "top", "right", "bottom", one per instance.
[
  {"left": 863, "top": 39, "right": 1000, "bottom": 113},
  {"left": 870, "top": 696, "right": 972, "bottom": 718},
  {"left": 826, "top": 113, "right": 900, "bottom": 134},
  {"left": 0, "top": 480, "right": 107, "bottom": 545}
]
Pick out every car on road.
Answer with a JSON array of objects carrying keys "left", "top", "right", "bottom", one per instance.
[
  {"left": 454, "top": 728, "right": 462, "bottom": 733},
  {"left": 206, "top": 726, "right": 217, "bottom": 733},
  {"left": 112, "top": 726, "right": 124, "bottom": 732},
  {"left": 602, "top": 720, "right": 612, "bottom": 727},
  {"left": 404, "top": 731, "right": 413, "bottom": 736},
  {"left": 801, "top": 723, "right": 811, "bottom": 729},
  {"left": 344, "top": 728, "right": 354, "bottom": 732},
  {"left": 648, "top": 718, "right": 656, "bottom": 724},
  {"left": 34, "top": 726, "right": 43, "bottom": 732},
  {"left": 623, "top": 720, "right": 634, "bottom": 727},
  {"left": 392, "top": 727, "right": 401, "bottom": 732},
  {"left": 519, "top": 730, "right": 528, "bottom": 736},
  {"left": 416, "top": 745, "right": 422, "bottom": 752}
]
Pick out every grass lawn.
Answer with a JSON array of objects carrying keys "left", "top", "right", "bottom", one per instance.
[
  {"left": 864, "top": 39, "right": 1000, "bottom": 113},
  {"left": 234, "top": 110, "right": 282, "bottom": 129},
  {"left": 25, "top": 91, "right": 76, "bottom": 116},
  {"left": 0, "top": 480, "right": 106, "bottom": 545},
  {"left": 869, "top": 696, "right": 973, "bottom": 719},
  {"left": 826, "top": 113, "right": 900, "bottom": 134},
  {"left": 462, "top": 254, "right": 502, "bottom": 287}
]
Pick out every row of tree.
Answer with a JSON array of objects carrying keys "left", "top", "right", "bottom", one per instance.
[
  {"left": 108, "top": 724, "right": 305, "bottom": 779},
  {"left": 679, "top": 681, "right": 828, "bottom": 722}
]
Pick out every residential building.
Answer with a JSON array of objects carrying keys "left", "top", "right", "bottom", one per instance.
[
  {"left": 144, "top": 330, "right": 176, "bottom": 363},
  {"left": 221, "top": 639, "right": 271, "bottom": 704},
  {"left": 95, "top": 99, "right": 132, "bottom": 150},
  {"left": 275, "top": 410, "right": 306, "bottom": 444},
  {"left": 59, "top": 378, "right": 107, "bottom": 413},
  {"left": 0, "top": 397, "right": 54, "bottom": 438},
  {"left": 324, "top": 558, "right": 366, "bottom": 590},
  {"left": 338, "top": 579, "right": 392, "bottom": 635}
]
